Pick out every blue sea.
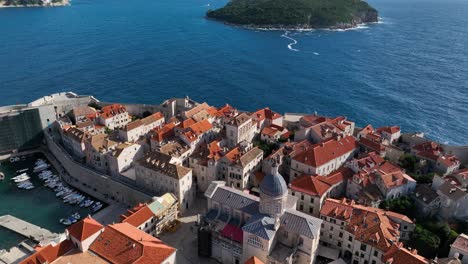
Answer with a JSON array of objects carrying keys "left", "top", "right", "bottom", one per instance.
[{"left": 0, "top": 0, "right": 467, "bottom": 145}]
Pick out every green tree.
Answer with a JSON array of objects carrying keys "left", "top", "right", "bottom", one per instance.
[
  {"left": 399, "top": 153, "right": 417, "bottom": 172},
  {"left": 379, "top": 196, "right": 416, "bottom": 219},
  {"left": 410, "top": 225, "right": 440, "bottom": 258}
]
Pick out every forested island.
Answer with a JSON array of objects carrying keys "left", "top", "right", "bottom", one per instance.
[
  {"left": 206, "top": 0, "right": 378, "bottom": 29},
  {"left": 0, "top": 0, "right": 68, "bottom": 7}
]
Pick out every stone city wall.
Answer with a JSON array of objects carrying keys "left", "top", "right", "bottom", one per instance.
[{"left": 45, "top": 134, "right": 151, "bottom": 206}]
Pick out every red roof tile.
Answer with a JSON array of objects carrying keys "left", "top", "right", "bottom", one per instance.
[
  {"left": 245, "top": 256, "right": 265, "bottom": 264},
  {"left": 121, "top": 205, "right": 154, "bottom": 227},
  {"left": 293, "top": 137, "right": 357, "bottom": 167},
  {"left": 89, "top": 222, "right": 175, "bottom": 264},
  {"left": 68, "top": 216, "right": 104, "bottom": 242},
  {"left": 20, "top": 240, "right": 75, "bottom": 264},
  {"left": 382, "top": 242, "right": 428, "bottom": 264}
]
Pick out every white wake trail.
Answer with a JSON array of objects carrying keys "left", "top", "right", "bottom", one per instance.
[{"left": 281, "top": 31, "right": 299, "bottom": 51}]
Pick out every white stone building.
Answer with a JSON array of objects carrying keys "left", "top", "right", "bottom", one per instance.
[
  {"left": 225, "top": 113, "right": 256, "bottom": 148},
  {"left": 107, "top": 142, "right": 144, "bottom": 177},
  {"left": 62, "top": 127, "right": 88, "bottom": 159},
  {"left": 319, "top": 198, "right": 416, "bottom": 264},
  {"left": 84, "top": 133, "right": 118, "bottom": 173},
  {"left": 449, "top": 234, "right": 468, "bottom": 264},
  {"left": 97, "top": 104, "right": 130, "bottom": 130},
  {"left": 135, "top": 151, "right": 194, "bottom": 213}
]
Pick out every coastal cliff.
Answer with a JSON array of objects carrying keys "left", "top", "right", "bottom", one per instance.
[{"left": 206, "top": 0, "right": 378, "bottom": 30}]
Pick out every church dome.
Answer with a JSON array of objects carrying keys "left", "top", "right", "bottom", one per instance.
[{"left": 259, "top": 165, "right": 287, "bottom": 197}]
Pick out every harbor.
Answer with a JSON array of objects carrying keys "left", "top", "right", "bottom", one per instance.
[{"left": 0, "top": 152, "right": 106, "bottom": 250}]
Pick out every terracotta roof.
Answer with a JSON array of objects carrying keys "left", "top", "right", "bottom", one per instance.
[
  {"left": 72, "top": 106, "right": 96, "bottom": 118},
  {"left": 64, "top": 127, "right": 88, "bottom": 143},
  {"left": 451, "top": 233, "right": 468, "bottom": 251},
  {"left": 177, "top": 118, "right": 196, "bottom": 129},
  {"left": 359, "top": 125, "right": 375, "bottom": 136},
  {"left": 89, "top": 222, "right": 175, "bottom": 264},
  {"left": 188, "top": 119, "right": 212, "bottom": 135},
  {"left": 321, "top": 198, "right": 405, "bottom": 252},
  {"left": 380, "top": 171, "right": 415, "bottom": 189},
  {"left": 245, "top": 256, "right": 265, "bottom": 264},
  {"left": 377, "top": 126, "right": 401, "bottom": 135},
  {"left": 121, "top": 204, "right": 154, "bottom": 227},
  {"left": 88, "top": 134, "right": 118, "bottom": 152},
  {"left": 185, "top": 102, "right": 210, "bottom": 119},
  {"left": 215, "top": 104, "right": 237, "bottom": 118},
  {"left": 100, "top": 104, "right": 127, "bottom": 119},
  {"left": 151, "top": 122, "right": 176, "bottom": 142},
  {"left": 125, "top": 119, "right": 144, "bottom": 131},
  {"left": 360, "top": 136, "right": 386, "bottom": 153},
  {"left": 227, "top": 113, "right": 251, "bottom": 126},
  {"left": 300, "top": 115, "right": 354, "bottom": 141},
  {"left": 138, "top": 152, "right": 191, "bottom": 179},
  {"left": 437, "top": 155, "right": 460, "bottom": 167},
  {"left": 20, "top": 240, "right": 75, "bottom": 264},
  {"left": 261, "top": 124, "right": 287, "bottom": 137},
  {"left": 141, "top": 112, "right": 164, "bottom": 126},
  {"left": 382, "top": 242, "right": 428, "bottom": 264},
  {"left": 412, "top": 141, "right": 445, "bottom": 161},
  {"left": 68, "top": 216, "right": 104, "bottom": 242},
  {"left": 253, "top": 107, "right": 282, "bottom": 122},
  {"left": 291, "top": 174, "right": 332, "bottom": 197},
  {"left": 293, "top": 136, "right": 357, "bottom": 167}
]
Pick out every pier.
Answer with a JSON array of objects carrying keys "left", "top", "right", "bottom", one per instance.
[{"left": 0, "top": 215, "right": 61, "bottom": 246}]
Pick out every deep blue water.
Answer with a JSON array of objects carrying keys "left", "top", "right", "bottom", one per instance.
[{"left": 0, "top": 0, "right": 467, "bottom": 145}]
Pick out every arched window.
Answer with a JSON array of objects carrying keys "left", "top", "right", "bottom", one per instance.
[{"left": 248, "top": 235, "right": 263, "bottom": 249}]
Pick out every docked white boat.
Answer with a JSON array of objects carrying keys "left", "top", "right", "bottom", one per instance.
[
  {"left": 11, "top": 173, "right": 28, "bottom": 180},
  {"left": 16, "top": 168, "right": 28, "bottom": 173},
  {"left": 14, "top": 175, "right": 30, "bottom": 182},
  {"left": 33, "top": 163, "right": 49, "bottom": 172}
]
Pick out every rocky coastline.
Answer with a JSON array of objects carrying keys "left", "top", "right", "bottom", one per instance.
[{"left": 0, "top": 0, "right": 69, "bottom": 8}]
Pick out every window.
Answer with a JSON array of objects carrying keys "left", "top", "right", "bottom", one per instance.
[
  {"left": 360, "top": 244, "right": 367, "bottom": 251},
  {"left": 339, "top": 232, "right": 343, "bottom": 238},
  {"left": 248, "top": 235, "right": 263, "bottom": 249},
  {"left": 309, "top": 207, "right": 313, "bottom": 214},
  {"left": 348, "top": 236, "right": 353, "bottom": 242},
  {"left": 372, "top": 261, "right": 376, "bottom": 264},
  {"left": 301, "top": 195, "right": 304, "bottom": 200},
  {"left": 330, "top": 226, "right": 334, "bottom": 231},
  {"left": 338, "top": 242, "right": 341, "bottom": 247},
  {"left": 299, "top": 204, "right": 304, "bottom": 211},
  {"left": 373, "top": 250, "right": 378, "bottom": 257},
  {"left": 310, "top": 197, "right": 314, "bottom": 203}
]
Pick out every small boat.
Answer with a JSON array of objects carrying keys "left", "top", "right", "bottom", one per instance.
[
  {"left": 14, "top": 175, "right": 30, "bottom": 182},
  {"left": 92, "top": 203, "right": 103, "bottom": 212},
  {"left": 72, "top": 212, "right": 81, "bottom": 220},
  {"left": 83, "top": 200, "right": 94, "bottom": 208},
  {"left": 17, "top": 181, "right": 34, "bottom": 189},
  {"left": 11, "top": 173, "right": 28, "bottom": 180},
  {"left": 59, "top": 218, "right": 72, "bottom": 226},
  {"left": 16, "top": 168, "right": 28, "bottom": 173},
  {"left": 33, "top": 163, "right": 49, "bottom": 172},
  {"left": 35, "top": 159, "right": 46, "bottom": 165}
]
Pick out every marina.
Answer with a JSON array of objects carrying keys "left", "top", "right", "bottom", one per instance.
[{"left": 0, "top": 152, "right": 106, "bottom": 250}]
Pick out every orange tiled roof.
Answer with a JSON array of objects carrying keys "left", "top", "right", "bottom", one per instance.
[
  {"left": 89, "top": 222, "right": 175, "bottom": 264},
  {"left": 245, "top": 256, "right": 265, "bottom": 264},
  {"left": 382, "top": 242, "right": 428, "bottom": 264},
  {"left": 68, "top": 216, "right": 104, "bottom": 242},
  {"left": 100, "top": 104, "right": 127, "bottom": 119},
  {"left": 291, "top": 174, "right": 332, "bottom": 197},
  {"left": 121, "top": 205, "right": 154, "bottom": 227},
  {"left": 253, "top": 107, "right": 282, "bottom": 121},
  {"left": 321, "top": 198, "right": 407, "bottom": 252},
  {"left": 151, "top": 122, "right": 176, "bottom": 142},
  {"left": 177, "top": 118, "right": 196, "bottom": 129},
  {"left": 377, "top": 126, "right": 400, "bottom": 135},
  {"left": 293, "top": 137, "right": 357, "bottom": 167},
  {"left": 20, "top": 240, "right": 75, "bottom": 264}
]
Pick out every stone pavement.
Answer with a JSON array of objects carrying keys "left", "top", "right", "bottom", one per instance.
[{"left": 159, "top": 195, "right": 218, "bottom": 264}]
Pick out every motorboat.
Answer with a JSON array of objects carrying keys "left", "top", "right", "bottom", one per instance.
[
  {"left": 33, "top": 163, "right": 49, "bottom": 172},
  {"left": 14, "top": 175, "right": 30, "bottom": 182},
  {"left": 59, "top": 218, "right": 72, "bottom": 226},
  {"left": 16, "top": 168, "right": 28, "bottom": 173},
  {"left": 92, "top": 203, "right": 103, "bottom": 212},
  {"left": 11, "top": 173, "right": 28, "bottom": 180}
]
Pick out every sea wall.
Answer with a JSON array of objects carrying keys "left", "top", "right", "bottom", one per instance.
[{"left": 45, "top": 133, "right": 151, "bottom": 206}]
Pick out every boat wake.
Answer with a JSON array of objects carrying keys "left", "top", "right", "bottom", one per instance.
[{"left": 281, "top": 31, "right": 299, "bottom": 51}]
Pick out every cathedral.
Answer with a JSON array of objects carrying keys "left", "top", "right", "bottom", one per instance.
[{"left": 200, "top": 160, "right": 322, "bottom": 264}]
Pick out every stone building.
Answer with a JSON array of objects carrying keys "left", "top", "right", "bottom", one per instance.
[
  {"left": 135, "top": 151, "right": 194, "bottom": 213},
  {"left": 201, "top": 162, "right": 322, "bottom": 264},
  {"left": 97, "top": 104, "right": 129, "bottom": 130},
  {"left": 226, "top": 113, "right": 256, "bottom": 148}
]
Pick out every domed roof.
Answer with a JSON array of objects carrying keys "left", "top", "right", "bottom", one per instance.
[{"left": 260, "top": 166, "right": 287, "bottom": 197}]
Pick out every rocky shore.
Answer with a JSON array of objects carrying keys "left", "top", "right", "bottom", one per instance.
[{"left": 0, "top": 0, "right": 69, "bottom": 8}]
